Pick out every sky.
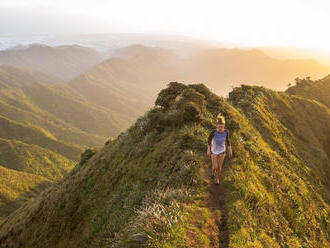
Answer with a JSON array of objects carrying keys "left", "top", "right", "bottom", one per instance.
[{"left": 1, "top": 0, "right": 329, "bottom": 51}]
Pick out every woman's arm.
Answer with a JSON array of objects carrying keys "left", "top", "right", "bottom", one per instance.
[
  {"left": 207, "top": 130, "right": 214, "bottom": 156},
  {"left": 226, "top": 130, "right": 233, "bottom": 157},
  {"left": 207, "top": 145, "right": 211, "bottom": 156}
]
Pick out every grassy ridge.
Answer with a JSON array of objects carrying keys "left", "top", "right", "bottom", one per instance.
[
  {"left": 0, "top": 82, "right": 329, "bottom": 247},
  {"left": 227, "top": 85, "right": 330, "bottom": 247}
]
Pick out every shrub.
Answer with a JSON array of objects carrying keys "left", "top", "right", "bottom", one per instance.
[
  {"left": 155, "top": 82, "right": 186, "bottom": 108},
  {"left": 79, "top": 148, "right": 98, "bottom": 166}
]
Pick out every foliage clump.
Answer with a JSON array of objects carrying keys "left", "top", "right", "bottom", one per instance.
[
  {"left": 155, "top": 82, "right": 186, "bottom": 108},
  {"left": 79, "top": 148, "right": 98, "bottom": 166}
]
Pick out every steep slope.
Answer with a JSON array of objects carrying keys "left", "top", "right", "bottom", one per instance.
[
  {"left": 0, "top": 122, "right": 76, "bottom": 222},
  {"left": 0, "top": 82, "right": 329, "bottom": 248},
  {"left": 230, "top": 84, "right": 330, "bottom": 188},
  {"left": 0, "top": 166, "right": 51, "bottom": 222},
  {"left": 0, "top": 44, "right": 102, "bottom": 81}
]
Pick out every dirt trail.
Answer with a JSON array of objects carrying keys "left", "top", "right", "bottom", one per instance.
[{"left": 202, "top": 159, "right": 230, "bottom": 248}]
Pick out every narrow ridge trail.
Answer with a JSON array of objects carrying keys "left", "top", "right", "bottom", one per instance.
[{"left": 202, "top": 158, "right": 230, "bottom": 248}]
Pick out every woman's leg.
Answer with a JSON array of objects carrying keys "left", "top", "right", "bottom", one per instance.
[
  {"left": 216, "top": 153, "right": 226, "bottom": 183},
  {"left": 211, "top": 153, "right": 219, "bottom": 179}
]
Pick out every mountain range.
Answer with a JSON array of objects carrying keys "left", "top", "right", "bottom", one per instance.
[
  {"left": 0, "top": 44, "right": 103, "bottom": 81},
  {"left": 0, "top": 43, "right": 329, "bottom": 247},
  {"left": 0, "top": 80, "right": 329, "bottom": 247}
]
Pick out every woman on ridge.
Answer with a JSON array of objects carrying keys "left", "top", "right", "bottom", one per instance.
[{"left": 207, "top": 114, "right": 232, "bottom": 184}]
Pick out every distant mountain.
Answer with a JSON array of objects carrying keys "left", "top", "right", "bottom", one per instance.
[
  {"left": 0, "top": 44, "right": 103, "bottom": 81},
  {"left": 2, "top": 43, "right": 327, "bottom": 96},
  {"left": 0, "top": 65, "right": 57, "bottom": 89},
  {"left": 31, "top": 44, "right": 329, "bottom": 139},
  {"left": 110, "top": 45, "right": 330, "bottom": 95},
  {"left": 65, "top": 55, "right": 180, "bottom": 119},
  {"left": 0, "top": 82, "right": 329, "bottom": 247},
  {"left": 186, "top": 48, "right": 330, "bottom": 94},
  {"left": 260, "top": 46, "right": 330, "bottom": 66},
  {"left": 112, "top": 44, "right": 180, "bottom": 61}
]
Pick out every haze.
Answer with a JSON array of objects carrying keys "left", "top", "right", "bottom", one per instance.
[{"left": 1, "top": 0, "right": 330, "bottom": 52}]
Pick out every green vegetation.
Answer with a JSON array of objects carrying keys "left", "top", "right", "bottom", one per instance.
[
  {"left": 0, "top": 59, "right": 158, "bottom": 222},
  {"left": 0, "top": 114, "right": 82, "bottom": 160},
  {"left": 79, "top": 148, "right": 98, "bottom": 166},
  {"left": 0, "top": 86, "right": 106, "bottom": 148},
  {"left": 0, "top": 165, "right": 50, "bottom": 222},
  {"left": 228, "top": 84, "right": 330, "bottom": 247},
  {"left": 287, "top": 75, "right": 330, "bottom": 108},
  {"left": 0, "top": 138, "right": 75, "bottom": 180},
  {"left": 0, "top": 82, "right": 329, "bottom": 247}
]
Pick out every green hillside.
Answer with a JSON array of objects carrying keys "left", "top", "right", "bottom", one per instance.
[
  {"left": 0, "top": 165, "right": 51, "bottom": 222},
  {"left": 0, "top": 54, "right": 152, "bottom": 223},
  {"left": 0, "top": 115, "right": 82, "bottom": 160},
  {"left": 0, "top": 82, "right": 329, "bottom": 247},
  {"left": 0, "top": 51, "right": 180, "bottom": 148},
  {"left": 0, "top": 86, "right": 108, "bottom": 148},
  {"left": 20, "top": 82, "right": 123, "bottom": 137},
  {"left": 230, "top": 84, "right": 330, "bottom": 189},
  {"left": 0, "top": 138, "right": 75, "bottom": 181},
  {"left": 0, "top": 58, "right": 156, "bottom": 221}
]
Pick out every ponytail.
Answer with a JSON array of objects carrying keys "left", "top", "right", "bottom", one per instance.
[{"left": 216, "top": 113, "right": 226, "bottom": 125}]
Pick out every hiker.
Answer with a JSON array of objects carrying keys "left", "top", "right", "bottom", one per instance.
[{"left": 207, "top": 114, "right": 232, "bottom": 184}]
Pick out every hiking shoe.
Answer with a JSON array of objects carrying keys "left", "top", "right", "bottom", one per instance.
[{"left": 215, "top": 178, "right": 220, "bottom": 185}]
